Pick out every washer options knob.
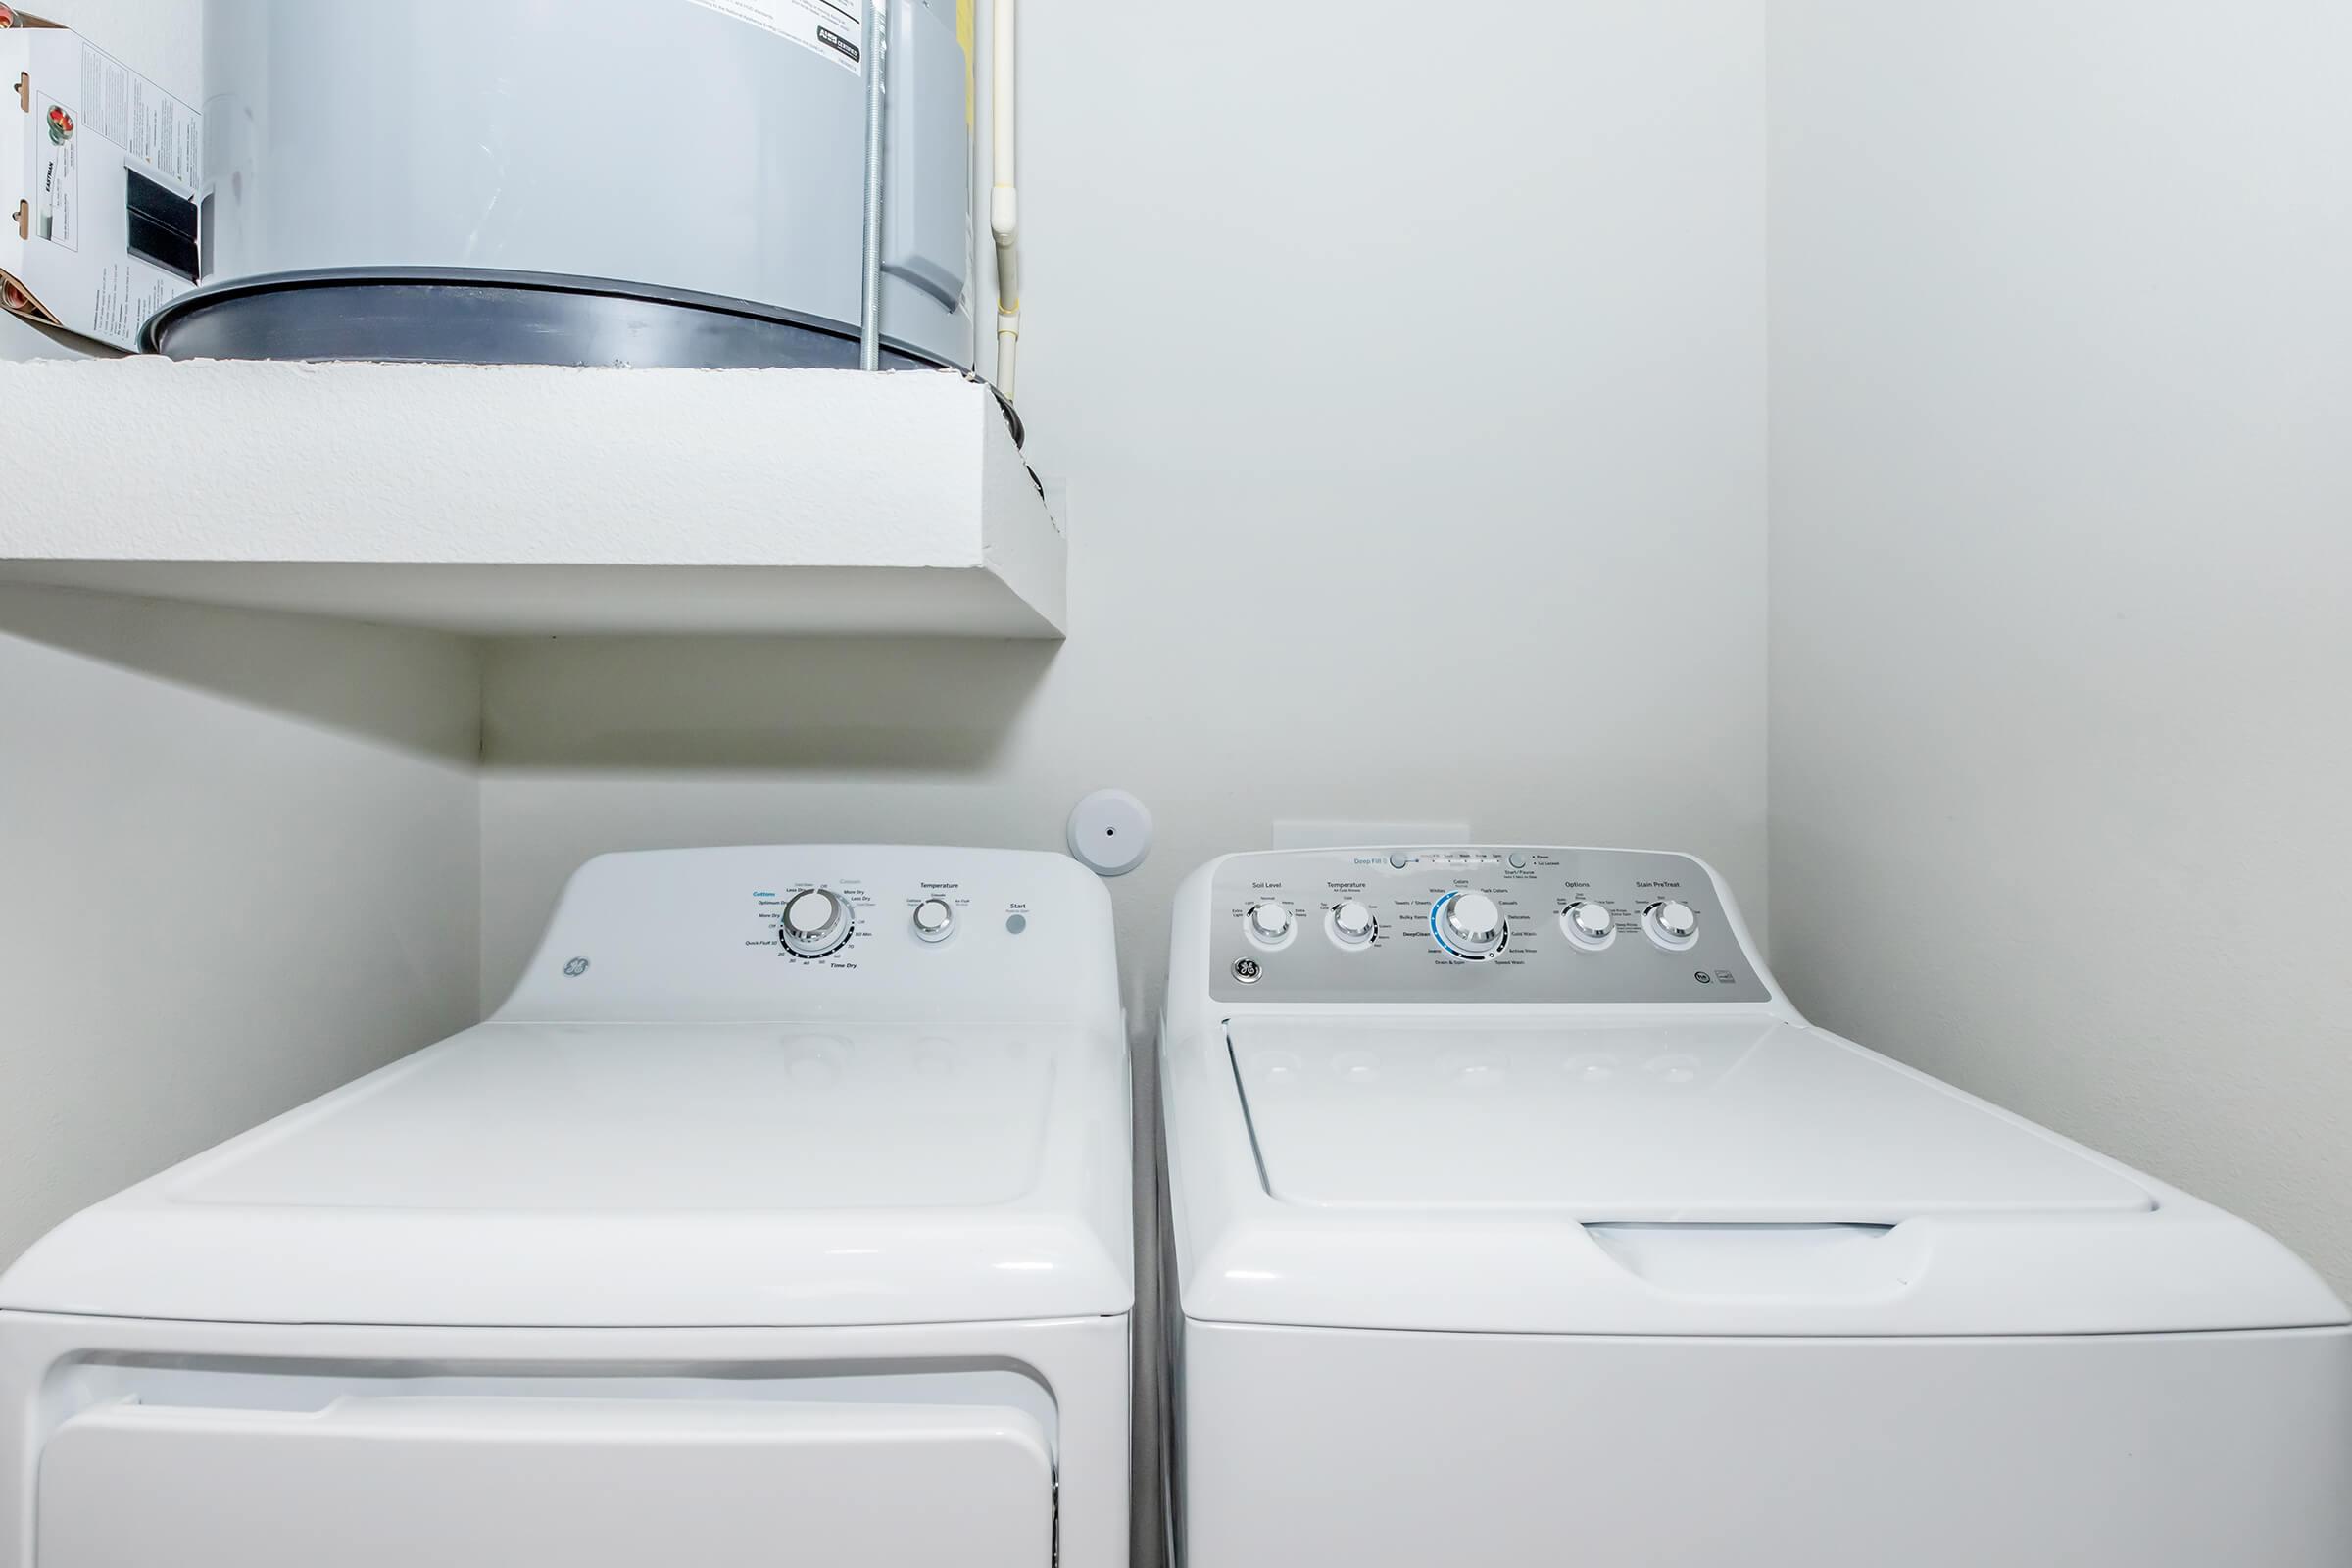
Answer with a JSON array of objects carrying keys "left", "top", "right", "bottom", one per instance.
[
  {"left": 1437, "top": 891, "right": 1508, "bottom": 957},
  {"left": 1246, "top": 900, "right": 1297, "bottom": 949},
  {"left": 781, "top": 887, "right": 855, "bottom": 957},
  {"left": 1644, "top": 898, "right": 1700, "bottom": 949},
  {"left": 1562, "top": 900, "right": 1616, "bottom": 949},
  {"left": 1329, "top": 900, "right": 1378, "bottom": 949},
  {"left": 912, "top": 897, "right": 956, "bottom": 943}
]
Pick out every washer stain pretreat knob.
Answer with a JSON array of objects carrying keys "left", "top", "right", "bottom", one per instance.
[
  {"left": 1564, "top": 900, "right": 1615, "bottom": 946},
  {"left": 912, "top": 898, "right": 956, "bottom": 943},
  {"left": 1439, "top": 891, "right": 1508, "bottom": 957},
  {"left": 782, "top": 888, "right": 854, "bottom": 956},
  {"left": 1647, "top": 899, "right": 1699, "bottom": 947},
  {"left": 1330, "top": 900, "right": 1378, "bottom": 948},
  {"left": 1247, "top": 901, "right": 1296, "bottom": 945}
]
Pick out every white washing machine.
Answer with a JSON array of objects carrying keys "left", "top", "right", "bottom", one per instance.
[
  {"left": 1159, "top": 845, "right": 2352, "bottom": 1567},
  {"left": 0, "top": 846, "right": 1130, "bottom": 1568}
]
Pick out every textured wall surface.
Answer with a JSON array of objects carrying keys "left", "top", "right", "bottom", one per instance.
[
  {"left": 1770, "top": 0, "right": 2352, "bottom": 1288},
  {"left": 0, "top": 361, "right": 1063, "bottom": 633}
]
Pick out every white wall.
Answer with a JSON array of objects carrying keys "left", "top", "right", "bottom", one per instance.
[
  {"left": 0, "top": 586, "right": 482, "bottom": 1266},
  {"left": 0, "top": 1, "right": 483, "bottom": 1270},
  {"left": 1769, "top": 2, "right": 2352, "bottom": 1287},
  {"left": 479, "top": 0, "right": 1772, "bottom": 1013}
]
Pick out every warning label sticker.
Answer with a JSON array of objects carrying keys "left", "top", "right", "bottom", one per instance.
[
  {"left": 682, "top": 0, "right": 866, "bottom": 75},
  {"left": 78, "top": 38, "right": 201, "bottom": 188}
]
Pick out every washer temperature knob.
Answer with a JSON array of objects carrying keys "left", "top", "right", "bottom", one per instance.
[
  {"left": 1437, "top": 892, "right": 1508, "bottom": 957},
  {"left": 1563, "top": 900, "right": 1615, "bottom": 949},
  {"left": 782, "top": 888, "right": 854, "bottom": 957},
  {"left": 1246, "top": 900, "right": 1296, "bottom": 947},
  {"left": 912, "top": 897, "right": 956, "bottom": 943},
  {"left": 1645, "top": 899, "right": 1700, "bottom": 949},
  {"left": 1329, "top": 900, "right": 1378, "bottom": 949}
]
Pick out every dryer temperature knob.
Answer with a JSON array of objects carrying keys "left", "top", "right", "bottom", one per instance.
[{"left": 912, "top": 898, "right": 956, "bottom": 943}]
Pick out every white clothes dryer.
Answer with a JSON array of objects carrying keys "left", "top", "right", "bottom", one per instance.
[
  {"left": 1158, "top": 844, "right": 2351, "bottom": 1567},
  {"left": 1, "top": 846, "right": 1131, "bottom": 1568}
]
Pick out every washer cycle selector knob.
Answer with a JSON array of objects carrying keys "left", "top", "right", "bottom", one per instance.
[
  {"left": 782, "top": 888, "right": 854, "bottom": 957},
  {"left": 1437, "top": 891, "right": 1507, "bottom": 957},
  {"left": 911, "top": 898, "right": 956, "bottom": 943},
  {"left": 1644, "top": 898, "right": 1700, "bottom": 949},
  {"left": 1563, "top": 900, "right": 1616, "bottom": 949},
  {"left": 1329, "top": 900, "right": 1377, "bottom": 949}
]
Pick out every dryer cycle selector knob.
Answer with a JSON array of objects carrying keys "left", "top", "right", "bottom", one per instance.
[
  {"left": 1436, "top": 891, "right": 1507, "bottom": 958},
  {"left": 1245, "top": 900, "right": 1296, "bottom": 948},
  {"left": 911, "top": 898, "right": 956, "bottom": 943},
  {"left": 1563, "top": 900, "right": 1616, "bottom": 949},
  {"left": 1329, "top": 900, "right": 1377, "bottom": 949},
  {"left": 782, "top": 888, "right": 854, "bottom": 956},
  {"left": 1644, "top": 898, "right": 1700, "bottom": 949}
]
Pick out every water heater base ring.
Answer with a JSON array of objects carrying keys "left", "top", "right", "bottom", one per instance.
[{"left": 141, "top": 269, "right": 955, "bottom": 374}]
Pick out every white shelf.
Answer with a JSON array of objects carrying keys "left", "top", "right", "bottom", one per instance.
[{"left": 0, "top": 361, "right": 1063, "bottom": 637}]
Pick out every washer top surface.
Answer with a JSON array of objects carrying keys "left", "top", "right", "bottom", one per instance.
[
  {"left": 1161, "top": 847, "right": 2349, "bottom": 1337},
  {"left": 1229, "top": 1018, "right": 2151, "bottom": 1223}
]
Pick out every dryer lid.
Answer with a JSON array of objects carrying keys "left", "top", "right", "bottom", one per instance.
[
  {"left": 0, "top": 1021, "right": 1133, "bottom": 1328},
  {"left": 1226, "top": 1018, "right": 2153, "bottom": 1223}
]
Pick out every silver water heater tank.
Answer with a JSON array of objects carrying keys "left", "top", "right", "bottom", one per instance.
[{"left": 145, "top": 0, "right": 975, "bottom": 368}]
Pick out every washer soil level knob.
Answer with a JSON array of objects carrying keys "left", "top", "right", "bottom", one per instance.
[{"left": 1247, "top": 901, "right": 1295, "bottom": 946}]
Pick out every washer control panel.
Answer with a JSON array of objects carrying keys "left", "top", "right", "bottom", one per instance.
[{"left": 1210, "top": 847, "right": 1767, "bottom": 1004}]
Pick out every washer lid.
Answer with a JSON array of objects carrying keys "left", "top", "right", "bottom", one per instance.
[
  {"left": 0, "top": 1022, "right": 1132, "bottom": 1328},
  {"left": 1229, "top": 1018, "right": 2152, "bottom": 1222}
]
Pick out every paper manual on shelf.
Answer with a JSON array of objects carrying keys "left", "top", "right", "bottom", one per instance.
[{"left": 2, "top": 8, "right": 200, "bottom": 350}]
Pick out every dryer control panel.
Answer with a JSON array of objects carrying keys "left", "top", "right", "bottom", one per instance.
[
  {"left": 1208, "top": 847, "right": 1768, "bottom": 1005},
  {"left": 498, "top": 845, "right": 1121, "bottom": 1025}
]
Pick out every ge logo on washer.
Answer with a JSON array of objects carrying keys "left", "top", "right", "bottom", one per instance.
[{"left": 563, "top": 956, "right": 591, "bottom": 977}]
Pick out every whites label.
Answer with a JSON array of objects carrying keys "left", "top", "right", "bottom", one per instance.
[{"left": 682, "top": 0, "right": 866, "bottom": 76}]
